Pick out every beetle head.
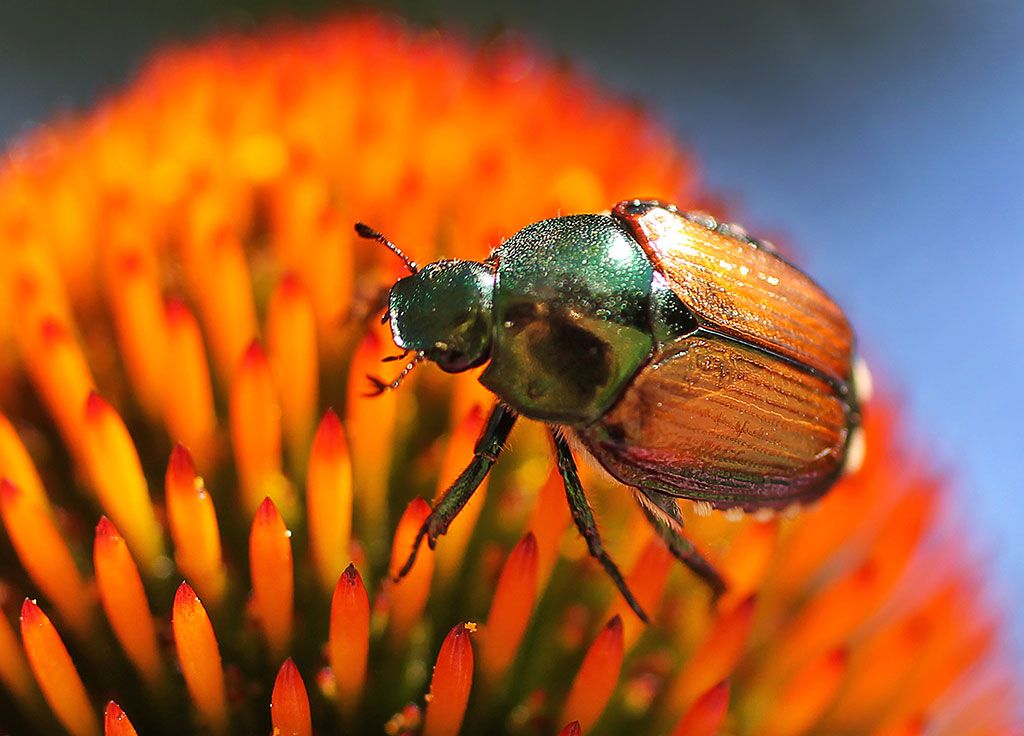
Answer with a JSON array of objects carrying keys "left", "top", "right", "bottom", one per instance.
[{"left": 388, "top": 259, "right": 495, "bottom": 373}]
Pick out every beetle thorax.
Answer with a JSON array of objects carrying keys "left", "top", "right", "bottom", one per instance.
[{"left": 480, "top": 214, "right": 657, "bottom": 425}]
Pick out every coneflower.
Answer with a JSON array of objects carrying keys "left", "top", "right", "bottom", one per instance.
[{"left": 0, "top": 14, "right": 1017, "bottom": 736}]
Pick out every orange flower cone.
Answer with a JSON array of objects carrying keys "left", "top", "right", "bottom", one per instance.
[{"left": 0, "top": 14, "right": 1017, "bottom": 736}]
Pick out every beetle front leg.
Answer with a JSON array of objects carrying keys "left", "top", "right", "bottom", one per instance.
[
  {"left": 552, "top": 431, "right": 649, "bottom": 623},
  {"left": 394, "top": 402, "right": 518, "bottom": 579},
  {"left": 637, "top": 490, "right": 727, "bottom": 598}
]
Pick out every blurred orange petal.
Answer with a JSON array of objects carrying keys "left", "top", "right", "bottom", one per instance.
[
  {"left": 103, "top": 702, "right": 139, "bottom": 736},
  {"left": 0, "top": 411, "right": 50, "bottom": 512},
  {"left": 666, "top": 595, "right": 756, "bottom": 713},
  {"left": 607, "top": 535, "right": 673, "bottom": 650},
  {"left": 329, "top": 563, "right": 370, "bottom": 716},
  {"left": 481, "top": 532, "right": 539, "bottom": 681},
  {"left": 307, "top": 409, "right": 353, "bottom": 592},
  {"left": 163, "top": 299, "right": 218, "bottom": 469},
  {"left": 346, "top": 326, "right": 399, "bottom": 541},
  {"left": 527, "top": 465, "right": 571, "bottom": 591},
  {"left": 423, "top": 622, "right": 475, "bottom": 736},
  {"left": 94, "top": 517, "right": 163, "bottom": 685},
  {"left": 230, "top": 341, "right": 290, "bottom": 516},
  {"left": 22, "top": 317, "right": 95, "bottom": 453},
  {"left": 20, "top": 599, "right": 99, "bottom": 736},
  {"left": 249, "top": 496, "right": 294, "bottom": 658},
  {"left": 82, "top": 392, "right": 163, "bottom": 572},
  {"left": 560, "top": 616, "right": 625, "bottom": 734},
  {"left": 172, "top": 582, "right": 227, "bottom": 732},
  {"left": 388, "top": 497, "right": 435, "bottom": 643},
  {"left": 165, "top": 444, "right": 227, "bottom": 607},
  {"left": 104, "top": 247, "right": 166, "bottom": 418},
  {"left": 759, "top": 648, "right": 848, "bottom": 736},
  {"left": 0, "top": 479, "right": 93, "bottom": 636},
  {"left": 271, "top": 658, "right": 312, "bottom": 736},
  {"left": 670, "top": 681, "right": 730, "bottom": 736},
  {"left": 0, "top": 604, "right": 34, "bottom": 705},
  {"left": 267, "top": 273, "right": 318, "bottom": 466},
  {"left": 189, "top": 230, "right": 257, "bottom": 385},
  {"left": 717, "top": 519, "right": 778, "bottom": 612}
]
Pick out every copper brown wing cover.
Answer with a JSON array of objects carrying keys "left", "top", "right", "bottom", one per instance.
[
  {"left": 613, "top": 201, "right": 854, "bottom": 384},
  {"left": 578, "top": 201, "right": 858, "bottom": 509},
  {"left": 580, "top": 333, "right": 852, "bottom": 509}
]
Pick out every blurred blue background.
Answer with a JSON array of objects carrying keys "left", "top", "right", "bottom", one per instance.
[{"left": 2, "top": 0, "right": 1021, "bottom": 654}]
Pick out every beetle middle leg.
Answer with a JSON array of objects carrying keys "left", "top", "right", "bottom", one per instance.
[
  {"left": 636, "top": 489, "right": 726, "bottom": 598},
  {"left": 551, "top": 430, "right": 649, "bottom": 623},
  {"left": 395, "top": 402, "right": 518, "bottom": 579}
]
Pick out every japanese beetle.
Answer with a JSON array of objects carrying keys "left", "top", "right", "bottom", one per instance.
[{"left": 356, "top": 199, "right": 862, "bottom": 621}]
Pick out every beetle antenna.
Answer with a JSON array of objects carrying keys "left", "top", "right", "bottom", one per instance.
[
  {"left": 365, "top": 352, "right": 424, "bottom": 396},
  {"left": 355, "top": 222, "right": 419, "bottom": 275}
]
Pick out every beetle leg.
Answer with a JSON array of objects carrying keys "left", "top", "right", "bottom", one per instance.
[
  {"left": 637, "top": 490, "right": 727, "bottom": 598},
  {"left": 394, "top": 402, "right": 518, "bottom": 580},
  {"left": 381, "top": 349, "right": 410, "bottom": 363},
  {"left": 551, "top": 430, "right": 650, "bottom": 623}
]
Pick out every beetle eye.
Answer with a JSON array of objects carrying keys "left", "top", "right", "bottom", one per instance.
[{"left": 433, "top": 348, "right": 468, "bottom": 372}]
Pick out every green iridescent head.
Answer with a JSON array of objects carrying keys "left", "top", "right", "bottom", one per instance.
[{"left": 388, "top": 259, "right": 496, "bottom": 373}]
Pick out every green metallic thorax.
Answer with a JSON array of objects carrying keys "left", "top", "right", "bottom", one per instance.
[{"left": 480, "top": 215, "right": 656, "bottom": 425}]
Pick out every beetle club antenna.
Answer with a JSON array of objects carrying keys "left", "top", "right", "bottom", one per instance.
[
  {"left": 355, "top": 222, "right": 419, "bottom": 275},
  {"left": 365, "top": 351, "right": 424, "bottom": 396}
]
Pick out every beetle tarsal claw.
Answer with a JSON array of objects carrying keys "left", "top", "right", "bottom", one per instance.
[
  {"left": 395, "top": 527, "right": 428, "bottom": 580},
  {"left": 424, "top": 517, "right": 445, "bottom": 548},
  {"left": 393, "top": 555, "right": 415, "bottom": 582},
  {"left": 364, "top": 374, "right": 390, "bottom": 397},
  {"left": 363, "top": 353, "right": 424, "bottom": 397}
]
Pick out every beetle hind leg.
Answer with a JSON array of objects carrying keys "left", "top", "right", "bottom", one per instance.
[
  {"left": 636, "top": 489, "right": 727, "bottom": 598},
  {"left": 551, "top": 430, "right": 649, "bottom": 623}
]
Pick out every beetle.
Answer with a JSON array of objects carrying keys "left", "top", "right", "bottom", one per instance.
[{"left": 356, "top": 199, "right": 863, "bottom": 621}]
